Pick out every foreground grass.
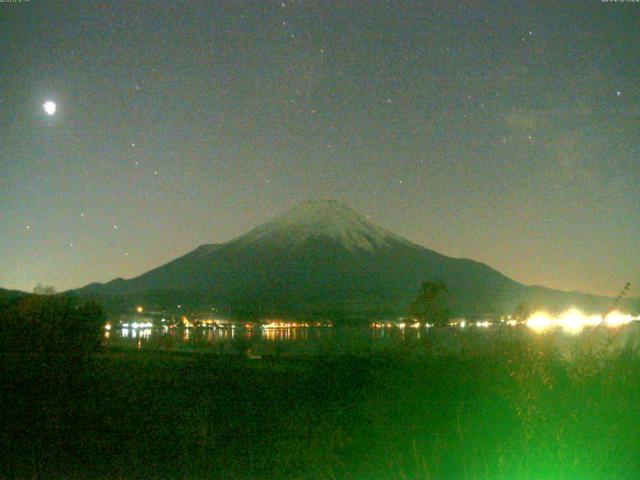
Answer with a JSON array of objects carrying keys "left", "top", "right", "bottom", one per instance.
[{"left": 1, "top": 333, "right": 639, "bottom": 479}]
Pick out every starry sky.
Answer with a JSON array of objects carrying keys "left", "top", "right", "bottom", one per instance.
[{"left": 1, "top": 0, "right": 639, "bottom": 297}]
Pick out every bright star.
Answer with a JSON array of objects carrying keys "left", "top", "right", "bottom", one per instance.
[{"left": 43, "top": 101, "right": 56, "bottom": 116}]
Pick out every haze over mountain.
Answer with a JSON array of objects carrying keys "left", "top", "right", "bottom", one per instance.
[{"left": 74, "top": 200, "right": 628, "bottom": 320}]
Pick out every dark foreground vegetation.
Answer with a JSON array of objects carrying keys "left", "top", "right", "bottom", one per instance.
[
  {"left": 0, "top": 292, "right": 104, "bottom": 355},
  {"left": 1, "top": 296, "right": 640, "bottom": 479}
]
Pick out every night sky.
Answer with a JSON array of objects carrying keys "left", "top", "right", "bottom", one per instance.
[{"left": 1, "top": 1, "right": 638, "bottom": 297}]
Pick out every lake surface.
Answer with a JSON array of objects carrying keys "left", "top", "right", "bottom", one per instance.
[{"left": 104, "top": 321, "right": 640, "bottom": 358}]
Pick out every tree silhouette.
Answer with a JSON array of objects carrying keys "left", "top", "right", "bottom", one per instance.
[
  {"left": 0, "top": 294, "right": 105, "bottom": 355},
  {"left": 33, "top": 283, "right": 56, "bottom": 295},
  {"left": 409, "top": 281, "right": 451, "bottom": 326},
  {"left": 607, "top": 282, "right": 631, "bottom": 315}
]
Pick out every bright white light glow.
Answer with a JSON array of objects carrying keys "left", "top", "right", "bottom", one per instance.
[
  {"left": 557, "top": 308, "right": 600, "bottom": 335},
  {"left": 526, "top": 311, "right": 554, "bottom": 333},
  {"left": 605, "top": 310, "right": 636, "bottom": 328},
  {"left": 525, "top": 308, "right": 638, "bottom": 334},
  {"left": 127, "top": 322, "right": 153, "bottom": 329},
  {"left": 43, "top": 101, "right": 56, "bottom": 115}
]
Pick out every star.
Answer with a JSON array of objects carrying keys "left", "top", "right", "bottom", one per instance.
[
  {"left": 616, "top": 91, "right": 622, "bottom": 97},
  {"left": 25, "top": 225, "right": 30, "bottom": 230},
  {"left": 113, "top": 225, "right": 118, "bottom": 229}
]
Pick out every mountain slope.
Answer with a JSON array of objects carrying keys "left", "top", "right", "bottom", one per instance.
[
  {"left": 73, "top": 200, "right": 621, "bottom": 319},
  {"left": 0, "top": 287, "right": 29, "bottom": 306}
]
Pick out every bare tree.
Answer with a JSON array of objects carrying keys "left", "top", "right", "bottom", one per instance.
[{"left": 409, "top": 281, "right": 451, "bottom": 326}]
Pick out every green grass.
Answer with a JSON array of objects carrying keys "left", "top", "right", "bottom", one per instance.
[{"left": 1, "top": 333, "right": 639, "bottom": 479}]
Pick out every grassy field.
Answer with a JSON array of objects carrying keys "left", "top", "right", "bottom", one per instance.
[{"left": 2, "top": 332, "right": 640, "bottom": 479}]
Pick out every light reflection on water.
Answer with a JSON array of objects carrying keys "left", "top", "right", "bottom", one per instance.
[
  {"left": 104, "top": 321, "right": 640, "bottom": 359},
  {"left": 120, "top": 328, "right": 152, "bottom": 339}
]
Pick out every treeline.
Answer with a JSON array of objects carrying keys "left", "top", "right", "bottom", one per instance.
[
  {"left": 0, "top": 292, "right": 105, "bottom": 355},
  {"left": 0, "top": 292, "right": 105, "bottom": 477}
]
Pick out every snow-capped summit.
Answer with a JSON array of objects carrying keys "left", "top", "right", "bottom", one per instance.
[{"left": 233, "top": 199, "right": 412, "bottom": 252}]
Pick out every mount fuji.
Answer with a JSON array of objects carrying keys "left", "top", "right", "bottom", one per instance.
[{"left": 74, "top": 200, "right": 615, "bottom": 319}]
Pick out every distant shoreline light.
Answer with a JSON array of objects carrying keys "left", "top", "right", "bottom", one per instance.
[{"left": 368, "top": 309, "right": 638, "bottom": 334}]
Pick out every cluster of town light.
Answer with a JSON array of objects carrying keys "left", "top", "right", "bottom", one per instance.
[
  {"left": 105, "top": 312, "right": 333, "bottom": 331},
  {"left": 108, "top": 306, "right": 637, "bottom": 335},
  {"left": 121, "top": 322, "right": 154, "bottom": 329},
  {"left": 262, "top": 321, "right": 329, "bottom": 328},
  {"left": 371, "top": 321, "right": 429, "bottom": 329},
  {"left": 369, "top": 308, "right": 638, "bottom": 334},
  {"left": 525, "top": 309, "right": 637, "bottom": 334}
]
